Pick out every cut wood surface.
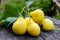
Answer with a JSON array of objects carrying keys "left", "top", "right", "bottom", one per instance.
[{"left": 0, "top": 16, "right": 60, "bottom": 40}]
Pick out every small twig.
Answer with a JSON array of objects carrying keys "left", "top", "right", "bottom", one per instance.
[
  {"left": 54, "top": 28, "right": 60, "bottom": 31},
  {"left": 20, "top": 6, "right": 26, "bottom": 17},
  {"left": 0, "top": 20, "right": 5, "bottom": 24}
]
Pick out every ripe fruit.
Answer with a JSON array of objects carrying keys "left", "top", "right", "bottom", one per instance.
[
  {"left": 28, "top": 23, "right": 41, "bottom": 36},
  {"left": 12, "top": 17, "right": 27, "bottom": 35},
  {"left": 30, "top": 9, "right": 44, "bottom": 24},
  {"left": 25, "top": 17, "right": 35, "bottom": 25},
  {"left": 42, "top": 19, "right": 54, "bottom": 31}
]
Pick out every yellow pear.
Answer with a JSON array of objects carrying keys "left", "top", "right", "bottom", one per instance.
[
  {"left": 28, "top": 23, "right": 41, "bottom": 36},
  {"left": 12, "top": 17, "right": 27, "bottom": 35},
  {"left": 42, "top": 19, "right": 54, "bottom": 31},
  {"left": 30, "top": 9, "right": 44, "bottom": 24}
]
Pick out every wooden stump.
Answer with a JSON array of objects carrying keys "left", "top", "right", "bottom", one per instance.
[{"left": 0, "top": 16, "right": 60, "bottom": 40}]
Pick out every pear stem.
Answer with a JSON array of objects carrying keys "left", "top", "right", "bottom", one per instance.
[
  {"left": 20, "top": 7, "right": 26, "bottom": 17},
  {"left": 24, "top": 10, "right": 28, "bottom": 14},
  {"left": 27, "top": 6, "right": 31, "bottom": 25}
]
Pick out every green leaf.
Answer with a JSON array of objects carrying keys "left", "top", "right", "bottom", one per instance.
[
  {"left": 0, "top": 12, "right": 3, "bottom": 20},
  {"left": 4, "top": 17, "right": 17, "bottom": 28},
  {"left": 2, "top": 4, "right": 19, "bottom": 20},
  {"left": 51, "top": 5, "right": 55, "bottom": 10},
  {"left": 9, "top": 0, "right": 26, "bottom": 11},
  {"left": 0, "top": 13, "right": 2, "bottom": 20},
  {"left": 26, "top": 1, "right": 33, "bottom": 7}
]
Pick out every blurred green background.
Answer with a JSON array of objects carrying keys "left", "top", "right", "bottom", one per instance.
[{"left": 0, "top": 0, "right": 60, "bottom": 20}]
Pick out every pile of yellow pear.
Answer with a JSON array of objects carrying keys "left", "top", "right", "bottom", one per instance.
[{"left": 12, "top": 9, "right": 55, "bottom": 36}]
